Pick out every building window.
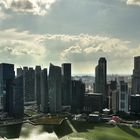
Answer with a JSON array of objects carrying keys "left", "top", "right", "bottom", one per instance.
[
  {"left": 121, "top": 85, "right": 126, "bottom": 92},
  {"left": 121, "top": 93, "right": 125, "bottom": 100},
  {"left": 121, "top": 102, "right": 125, "bottom": 109}
]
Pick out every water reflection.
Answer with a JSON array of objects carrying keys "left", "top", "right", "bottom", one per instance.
[
  {"left": 0, "top": 122, "right": 74, "bottom": 140},
  {"left": 0, "top": 124, "right": 22, "bottom": 139},
  {"left": 16, "top": 124, "right": 58, "bottom": 140},
  {"left": 0, "top": 120, "right": 78, "bottom": 140}
]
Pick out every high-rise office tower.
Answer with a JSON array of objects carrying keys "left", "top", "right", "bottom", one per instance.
[
  {"left": 40, "top": 68, "right": 48, "bottom": 113},
  {"left": 95, "top": 57, "right": 107, "bottom": 108},
  {"left": 61, "top": 63, "right": 72, "bottom": 106},
  {"left": 17, "top": 68, "right": 23, "bottom": 77},
  {"left": 0, "top": 63, "right": 15, "bottom": 114},
  {"left": 108, "top": 80, "right": 119, "bottom": 113},
  {"left": 35, "top": 66, "right": 41, "bottom": 107},
  {"left": 131, "top": 94, "right": 140, "bottom": 114},
  {"left": 13, "top": 75, "right": 24, "bottom": 118},
  {"left": 5, "top": 79, "right": 14, "bottom": 116},
  {"left": 48, "top": 63, "right": 62, "bottom": 113},
  {"left": 118, "top": 80, "right": 129, "bottom": 113},
  {"left": 132, "top": 56, "right": 140, "bottom": 94},
  {"left": 71, "top": 80, "right": 85, "bottom": 113},
  {"left": 23, "top": 67, "right": 35, "bottom": 104}
]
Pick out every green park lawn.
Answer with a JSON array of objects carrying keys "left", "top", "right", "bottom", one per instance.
[{"left": 61, "top": 121, "right": 140, "bottom": 140}]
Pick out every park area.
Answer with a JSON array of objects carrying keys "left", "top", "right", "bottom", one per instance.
[
  {"left": 0, "top": 119, "right": 140, "bottom": 140},
  {"left": 61, "top": 121, "right": 140, "bottom": 140}
]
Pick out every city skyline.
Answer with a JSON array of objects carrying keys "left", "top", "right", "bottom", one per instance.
[
  {"left": 0, "top": 56, "right": 140, "bottom": 139},
  {"left": 0, "top": 60, "right": 136, "bottom": 76},
  {"left": 0, "top": 1, "right": 140, "bottom": 139},
  {"left": 0, "top": 0, "right": 140, "bottom": 74}
]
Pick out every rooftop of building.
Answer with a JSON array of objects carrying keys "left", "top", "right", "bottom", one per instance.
[{"left": 0, "top": 63, "right": 14, "bottom": 66}]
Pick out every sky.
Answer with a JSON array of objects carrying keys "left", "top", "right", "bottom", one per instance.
[{"left": 0, "top": 0, "right": 140, "bottom": 75}]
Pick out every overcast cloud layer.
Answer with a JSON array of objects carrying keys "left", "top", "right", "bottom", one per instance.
[{"left": 0, "top": 0, "right": 140, "bottom": 74}]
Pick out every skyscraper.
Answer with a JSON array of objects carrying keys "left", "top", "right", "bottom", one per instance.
[
  {"left": 48, "top": 63, "right": 62, "bottom": 113},
  {"left": 108, "top": 80, "right": 119, "bottom": 113},
  {"left": 40, "top": 68, "right": 48, "bottom": 113},
  {"left": 23, "top": 67, "right": 35, "bottom": 104},
  {"left": 17, "top": 68, "right": 23, "bottom": 77},
  {"left": 95, "top": 57, "right": 107, "bottom": 108},
  {"left": 132, "top": 56, "right": 140, "bottom": 94},
  {"left": 35, "top": 66, "right": 41, "bottom": 107},
  {"left": 131, "top": 94, "right": 140, "bottom": 114},
  {"left": 118, "top": 80, "right": 129, "bottom": 113},
  {"left": 71, "top": 80, "right": 85, "bottom": 113},
  {"left": 13, "top": 75, "right": 24, "bottom": 118},
  {"left": 5, "top": 79, "right": 14, "bottom": 116},
  {"left": 61, "top": 63, "right": 72, "bottom": 106},
  {"left": 0, "top": 63, "right": 15, "bottom": 114},
  {"left": 84, "top": 93, "right": 103, "bottom": 113}
]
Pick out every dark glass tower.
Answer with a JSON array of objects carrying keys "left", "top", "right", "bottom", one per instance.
[
  {"left": 40, "top": 68, "right": 48, "bottom": 113},
  {"left": 23, "top": 67, "right": 35, "bottom": 104},
  {"left": 132, "top": 56, "right": 140, "bottom": 94},
  {"left": 71, "top": 80, "right": 85, "bottom": 113},
  {"left": 13, "top": 75, "right": 24, "bottom": 118},
  {"left": 48, "top": 63, "right": 62, "bottom": 113},
  {"left": 61, "top": 63, "right": 72, "bottom": 106},
  {"left": 35, "top": 66, "right": 41, "bottom": 107},
  {"left": 0, "top": 63, "right": 15, "bottom": 115},
  {"left": 17, "top": 68, "right": 23, "bottom": 77},
  {"left": 95, "top": 57, "right": 107, "bottom": 108}
]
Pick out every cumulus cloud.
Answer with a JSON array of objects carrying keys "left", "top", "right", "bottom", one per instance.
[
  {"left": 0, "top": 29, "right": 139, "bottom": 74},
  {"left": 0, "top": 28, "right": 46, "bottom": 66},
  {"left": 36, "top": 33, "right": 137, "bottom": 74},
  {"left": 126, "top": 0, "right": 140, "bottom": 6},
  {"left": 0, "top": 11, "right": 9, "bottom": 19},
  {"left": 0, "top": 6, "right": 10, "bottom": 19},
  {"left": 59, "top": 34, "right": 130, "bottom": 61},
  {"left": 0, "top": 0, "right": 58, "bottom": 16}
]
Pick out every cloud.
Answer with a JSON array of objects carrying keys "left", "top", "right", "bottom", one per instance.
[
  {"left": 0, "top": 28, "right": 46, "bottom": 66},
  {"left": 0, "top": 11, "right": 9, "bottom": 19},
  {"left": 126, "top": 0, "right": 140, "bottom": 6},
  {"left": 37, "top": 33, "right": 136, "bottom": 74},
  {"left": 0, "top": 0, "right": 58, "bottom": 16},
  {"left": 0, "top": 29, "right": 139, "bottom": 74},
  {"left": 0, "top": 6, "right": 10, "bottom": 19},
  {"left": 59, "top": 34, "right": 130, "bottom": 61},
  {"left": 11, "top": 0, "right": 33, "bottom": 11}
]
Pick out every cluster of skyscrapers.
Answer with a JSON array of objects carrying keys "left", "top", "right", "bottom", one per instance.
[
  {"left": 94, "top": 56, "right": 140, "bottom": 114},
  {"left": 0, "top": 63, "right": 86, "bottom": 119},
  {"left": 0, "top": 56, "right": 140, "bottom": 119},
  {"left": 0, "top": 64, "right": 23, "bottom": 118}
]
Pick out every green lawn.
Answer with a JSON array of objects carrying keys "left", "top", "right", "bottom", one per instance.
[{"left": 61, "top": 121, "right": 140, "bottom": 140}]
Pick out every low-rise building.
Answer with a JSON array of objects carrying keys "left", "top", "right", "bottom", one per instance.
[
  {"left": 130, "top": 94, "right": 140, "bottom": 114},
  {"left": 84, "top": 93, "right": 103, "bottom": 113}
]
